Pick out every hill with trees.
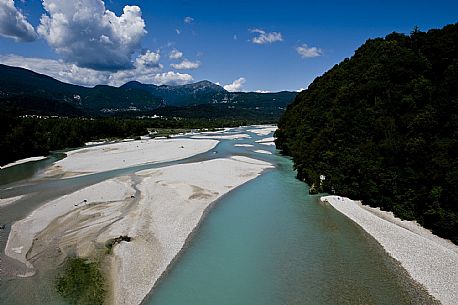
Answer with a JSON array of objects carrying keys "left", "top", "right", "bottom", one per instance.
[
  {"left": 0, "top": 64, "right": 162, "bottom": 114},
  {"left": 275, "top": 23, "right": 458, "bottom": 243},
  {"left": 0, "top": 64, "right": 296, "bottom": 120}
]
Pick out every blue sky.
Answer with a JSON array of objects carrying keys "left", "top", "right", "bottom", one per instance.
[{"left": 0, "top": 0, "right": 457, "bottom": 92}]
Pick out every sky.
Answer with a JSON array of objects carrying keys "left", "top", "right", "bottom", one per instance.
[{"left": 0, "top": 0, "right": 457, "bottom": 92}]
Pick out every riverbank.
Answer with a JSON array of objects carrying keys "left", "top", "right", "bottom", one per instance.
[
  {"left": 321, "top": 195, "right": 458, "bottom": 305},
  {"left": 0, "top": 156, "right": 47, "bottom": 169}
]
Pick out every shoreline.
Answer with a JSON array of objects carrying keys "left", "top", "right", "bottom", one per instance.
[
  {"left": 0, "top": 156, "right": 47, "bottom": 169},
  {"left": 321, "top": 195, "right": 458, "bottom": 305}
]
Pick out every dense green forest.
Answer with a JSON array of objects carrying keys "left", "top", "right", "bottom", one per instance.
[
  {"left": 0, "top": 111, "right": 256, "bottom": 166},
  {"left": 276, "top": 23, "right": 458, "bottom": 243}
]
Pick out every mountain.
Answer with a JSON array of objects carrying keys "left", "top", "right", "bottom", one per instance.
[
  {"left": 121, "top": 80, "right": 226, "bottom": 106},
  {"left": 0, "top": 64, "right": 161, "bottom": 115},
  {"left": 276, "top": 23, "right": 458, "bottom": 243},
  {"left": 0, "top": 64, "right": 297, "bottom": 119},
  {"left": 121, "top": 80, "right": 297, "bottom": 119}
]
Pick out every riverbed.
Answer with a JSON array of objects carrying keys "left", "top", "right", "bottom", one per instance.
[{"left": 0, "top": 126, "right": 437, "bottom": 305}]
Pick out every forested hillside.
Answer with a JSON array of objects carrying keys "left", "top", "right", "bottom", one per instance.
[
  {"left": 276, "top": 23, "right": 458, "bottom": 243},
  {"left": 0, "top": 64, "right": 161, "bottom": 113}
]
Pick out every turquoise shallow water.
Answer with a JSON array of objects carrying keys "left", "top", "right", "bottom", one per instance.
[
  {"left": 144, "top": 156, "right": 428, "bottom": 305},
  {"left": 0, "top": 127, "right": 434, "bottom": 305}
]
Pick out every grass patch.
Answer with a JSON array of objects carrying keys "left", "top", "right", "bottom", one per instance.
[
  {"left": 56, "top": 257, "right": 105, "bottom": 305},
  {"left": 149, "top": 128, "right": 191, "bottom": 138}
]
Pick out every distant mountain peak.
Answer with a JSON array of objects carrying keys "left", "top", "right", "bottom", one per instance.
[{"left": 181, "top": 80, "right": 226, "bottom": 92}]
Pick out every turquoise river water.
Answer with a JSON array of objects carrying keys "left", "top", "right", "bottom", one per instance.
[{"left": 0, "top": 126, "right": 434, "bottom": 305}]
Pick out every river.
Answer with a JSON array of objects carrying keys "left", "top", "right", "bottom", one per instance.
[{"left": 0, "top": 126, "right": 434, "bottom": 305}]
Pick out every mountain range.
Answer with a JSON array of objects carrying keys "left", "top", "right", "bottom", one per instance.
[{"left": 0, "top": 64, "right": 297, "bottom": 120}]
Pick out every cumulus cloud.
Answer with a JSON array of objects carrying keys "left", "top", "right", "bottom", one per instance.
[
  {"left": 171, "top": 59, "right": 200, "bottom": 70},
  {"left": 224, "top": 77, "right": 246, "bottom": 92},
  {"left": 184, "top": 16, "right": 194, "bottom": 24},
  {"left": 135, "top": 50, "right": 162, "bottom": 69},
  {"left": 250, "top": 29, "right": 283, "bottom": 44},
  {"left": 0, "top": 0, "right": 37, "bottom": 42},
  {"left": 296, "top": 44, "right": 323, "bottom": 58},
  {"left": 0, "top": 54, "right": 193, "bottom": 87},
  {"left": 169, "top": 49, "right": 183, "bottom": 60},
  {"left": 147, "top": 71, "right": 193, "bottom": 86},
  {"left": 255, "top": 90, "right": 271, "bottom": 93},
  {"left": 37, "top": 0, "right": 147, "bottom": 71},
  {"left": 0, "top": 54, "right": 109, "bottom": 86}
]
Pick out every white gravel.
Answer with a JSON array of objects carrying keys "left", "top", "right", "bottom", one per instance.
[
  {"left": 43, "top": 138, "right": 218, "bottom": 176},
  {"left": 1, "top": 156, "right": 46, "bottom": 169},
  {"left": 254, "top": 149, "right": 272, "bottom": 155},
  {"left": 0, "top": 195, "right": 24, "bottom": 208},
  {"left": 255, "top": 136, "right": 275, "bottom": 143},
  {"left": 191, "top": 134, "right": 250, "bottom": 140},
  {"left": 234, "top": 144, "right": 254, "bottom": 147},
  {"left": 247, "top": 125, "right": 277, "bottom": 136},
  {"left": 321, "top": 195, "right": 458, "bottom": 305}
]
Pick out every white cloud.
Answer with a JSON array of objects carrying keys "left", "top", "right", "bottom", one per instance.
[
  {"left": 37, "top": 0, "right": 147, "bottom": 71},
  {"left": 135, "top": 50, "right": 161, "bottom": 69},
  {"left": 0, "top": 54, "right": 109, "bottom": 86},
  {"left": 250, "top": 29, "right": 283, "bottom": 45},
  {"left": 224, "top": 77, "right": 246, "bottom": 92},
  {"left": 255, "top": 90, "right": 271, "bottom": 93},
  {"left": 184, "top": 16, "right": 194, "bottom": 24},
  {"left": 296, "top": 44, "right": 323, "bottom": 58},
  {"left": 0, "top": 0, "right": 37, "bottom": 42},
  {"left": 147, "top": 71, "right": 194, "bottom": 86},
  {"left": 175, "top": 28, "right": 181, "bottom": 35},
  {"left": 297, "top": 87, "right": 306, "bottom": 92},
  {"left": 171, "top": 59, "right": 200, "bottom": 70},
  {"left": 0, "top": 54, "right": 193, "bottom": 87},
  {"left": 169, "top": 49, "right": 183, "bottom": 60}
]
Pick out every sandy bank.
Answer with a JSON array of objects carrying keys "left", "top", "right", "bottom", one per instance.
[
  {"left": 1, "top": 156, "right": 47, "bottom": 169},
  {"left": 256, "top": 136, "right": 275, "bottom": 143},
  {"left": 260, "top": 141, "right": 276, "bottom": 146},
  {"left": 43, "top": 138, "right": 218, "bottom": 176},
  {"left": 321, "top": 195, "right": 458, "bottom": 305},
  {"left": 234, "top": 144, "right": 254, "bottom": 147},
  {"left": 254, "top": 149, "right": 272, "bottom": 155},
  {"left": 190, "top": 134, "right": 250, "bottom": 140},
  {"left": 247, "top": 125, "right": 277, "bottom": 136},
  {"left": 5, "top": 179, "right": 135, "bottom": 275},
  {"left": 0, "top": 195, "right": 24, "bottom": 208}
]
